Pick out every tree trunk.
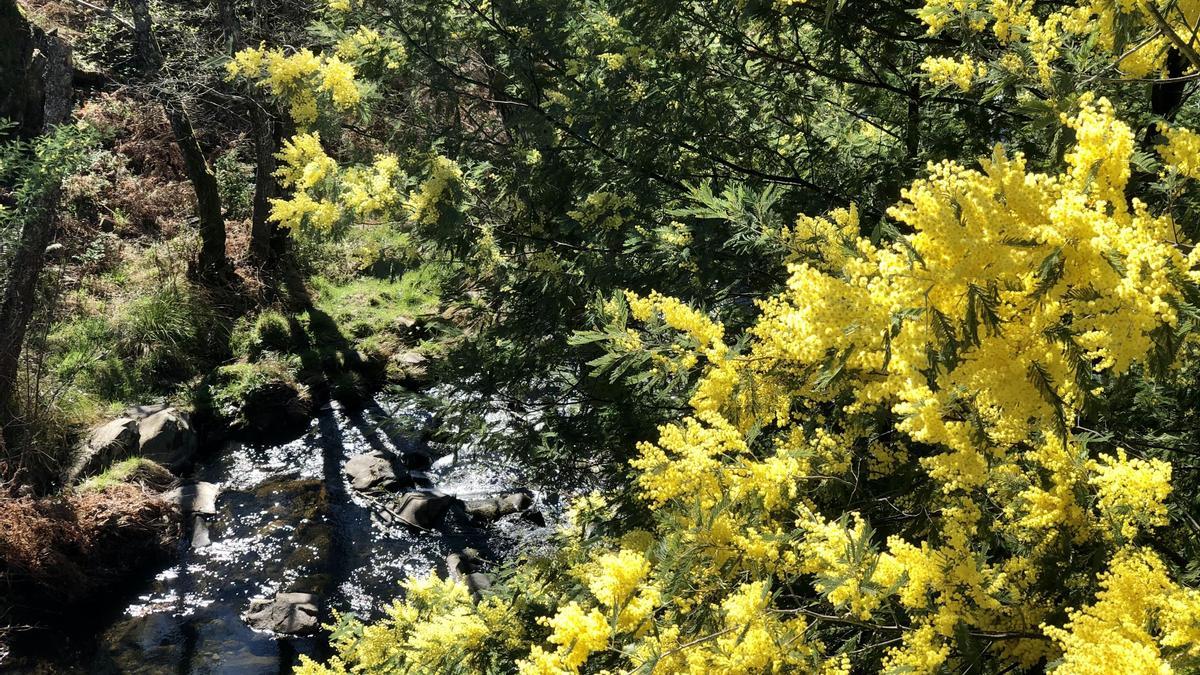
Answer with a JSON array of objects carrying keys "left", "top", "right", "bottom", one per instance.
[
  {"left": 127, "top": 0, "right": 229, "bottom": 281},
  {"left": 0, "top": 0, "right": 73, "bottom": 458},
  {"left": 216, "top": 0, "right": 281, "bottom": 268},
  {"left": 905, "top": 82, "right": 921, "bottom": 174},
  {"left": 1151, "top": 49, "right": 1189, "bottom": 121},
  {"left": 0, "top": 189, "right": 63, "bottom": 454},
  {"left": 249, "top": 104, "right": 282, "bottom": 265},
  {"left": 166, "top": 103, "right": 228, "bottom": 279},
  {"left": 0, "top": 0, "right": 73, "bottom": 139}
]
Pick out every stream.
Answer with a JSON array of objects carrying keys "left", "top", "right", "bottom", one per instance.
[{"left": 14, "top": 392, "right": 558, "bottom": 674}]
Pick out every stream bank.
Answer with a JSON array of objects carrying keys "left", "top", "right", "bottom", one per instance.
[{"left": 6, "top": 391, "right": 559, "bottom": 673}]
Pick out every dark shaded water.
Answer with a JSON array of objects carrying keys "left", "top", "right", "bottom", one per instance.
[{"left": 9, "top": 394, "right": 557, "bottom": 674}]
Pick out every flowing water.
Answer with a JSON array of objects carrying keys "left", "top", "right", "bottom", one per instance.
[{"left": 15, "top": 393, "right": 559, "bottom": 674}]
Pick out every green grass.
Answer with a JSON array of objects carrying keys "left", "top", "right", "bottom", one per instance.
[
  {"left": 76, "top": 457, "right": 168, "bottom": 492},
  {"left": 208, "top": 355, "right": 303, "bottom": 414},
  {"left": 46, "top": 283, "right": 216, "bottom": 405},
  {"left": 310, "top": 264, "right": 443, "bottom": 344},
  {"left": 231, "top": 309, "right": 299, "bottom": 360}
]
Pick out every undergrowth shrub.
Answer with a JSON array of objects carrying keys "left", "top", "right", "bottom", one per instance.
[
  {"left": 47, "top": 284, "right": 217, "bottom": 404},
  {"left": 198, "top": 354, "right": 312, "bottom": 437},
  {"left": 231, "top": 309, "right": 298, "bottom": 360},
  {"left": 0, "top": 485, "right": 179, "bottom": 622}
]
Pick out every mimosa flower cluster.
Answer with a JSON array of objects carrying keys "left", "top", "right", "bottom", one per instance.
[
  {"left": 226, "top": 46, "right": 361, "bottom": 126},
  {"left": 918, "top": 0, "right": 1200, "bottom": 83}
]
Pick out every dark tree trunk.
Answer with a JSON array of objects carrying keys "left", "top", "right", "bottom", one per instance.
[
  {"left": 0, "top": 189, "right": 63, "bottom": 454},
  {"left": 1152, "top": 49, "right": 1189, "bottom": 121},
  {"left": 0, "top": 0, "right": 73, "bottom": 457},
  {"left": 1, "top": 0, "right": 73, "bottom": 139},
  {"left": 127, "top": 0, "right": 229, "bottom": 282},
  {"left": 217, "top": 0, "right": 281, "bottom": 267},
  {"left": 906, "top": 82, "right": 921, "bottom": 172},
  {"left": 165, "top": 103, "right": 229, "bottom": 279},
  {"left": 216, "top": 0, "right": 241, "bottom": 54},
  {"left": 249, "top": 104, "right": 281, "bottom": 265}
]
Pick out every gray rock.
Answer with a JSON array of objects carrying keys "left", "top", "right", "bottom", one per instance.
[
  {"left": 190, "top": 514, "right": 211, "bottom": 549},
  {"left": 390, "top": 350, "right": 430, "bottom": 387},
  {"left": 138, "top": 408, "right": 197, "bottom": 469},
  {"left": 393, "top": 350, "right": 427, "bottom": 366},
  {"left": 244, "top": 592, "right": 320, "bottom": 635},
  {"left": 165, "top": 482, "right": 220, "bottom": 515},
  {"left": 344, "top": 452, "right": 403, "bottom": 493},
  {"left": 464, "top": 492, "right": 533, "bottom": 522},
  {"left": 123, "top": 403, "right": 169, "bottom": 421},
  {"left": 65, "top": 417, "right": 139, "bottom": 483},
  {"left": 394, "top": 491, "right": 456, "bottom": 530},
  {"left": 447, "top": 549, "right": 491, "bottom": 601},
  {"left": 345, "top": 449, "right": 405, "bottom": 492}
]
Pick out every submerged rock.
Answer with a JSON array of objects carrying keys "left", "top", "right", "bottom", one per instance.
[
  {"left": 138, "top": 408, "right": 198, "bottom": 469},
  {"left": 464, "top": 491, "right": 533, "bottom": 522},
  {"left": 65, "top": 417, "right": 139, "bottom": 484},
  {"left": 164, "top": 482, "right": 220, "bottom": 515},
  {"left": 244, "top": 592, "right": 321, "bottom": 635},
  {"left": 344, "top": 452, "right": 405, "bottom": 493},
  {"left": 401, "top": 450, "right": 433, "bottom": 471}
]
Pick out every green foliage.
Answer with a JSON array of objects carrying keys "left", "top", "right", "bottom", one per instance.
[
  {"left": 214, "top": 150, "right": 254, "bottom": 221},
  {"left": 202, "top": 354, "right": 309, "bottom": 432},
  {"left": 46, "top": 284, "right": 216, "bottom": 404},
  {"left": 231, "top": 310, "right": 299, "bottom": 360}
]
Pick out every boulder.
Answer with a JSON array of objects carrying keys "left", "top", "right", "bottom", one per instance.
[
  {"left": 244, "top": 592, "right": 320, "bottom": 635},
  {"left": 393, "top": 491, "right": 457, "bottom": 530},
  {"left": 65, "top": 417, "right": 139, "bottom": 483},
  {"left": 389, "top": 350, "right": 430, "bottom": 388},
  {"left": 446, "top": 549, "right": 491, "bottom": 601},
  {"left": 439, "top": 304, "right": 472, "bottom": 324},
  {"left": 464, "top": 491, "right": 533, "bottom": 522},
  {"left": 521, "top": 510, "right": 548, "bottom": 528},
  {"left": 164, "top": 481, "right": 220, "bottom": 515},
  {"left": 392, "top": 314, "right": 431, "bottom": 341},
  {"left": 394, "top": 350, "right": 427, "bottom": 367},
  {"left": 400, "top": 451, "right": 432, "bottom": 471},
  {"left": 123, "top": 403, "right": 169, "bottom": 420},
  {"left": 138, "top": 408, "right": 198, "bottom": 469},
  {"left": 344, "top": 452, "right": 405, "bottom": 493}
]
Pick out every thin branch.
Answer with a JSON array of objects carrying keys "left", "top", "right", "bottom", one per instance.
[{"left": 63, "top": 0, "right": 134, "bottom": 30}]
